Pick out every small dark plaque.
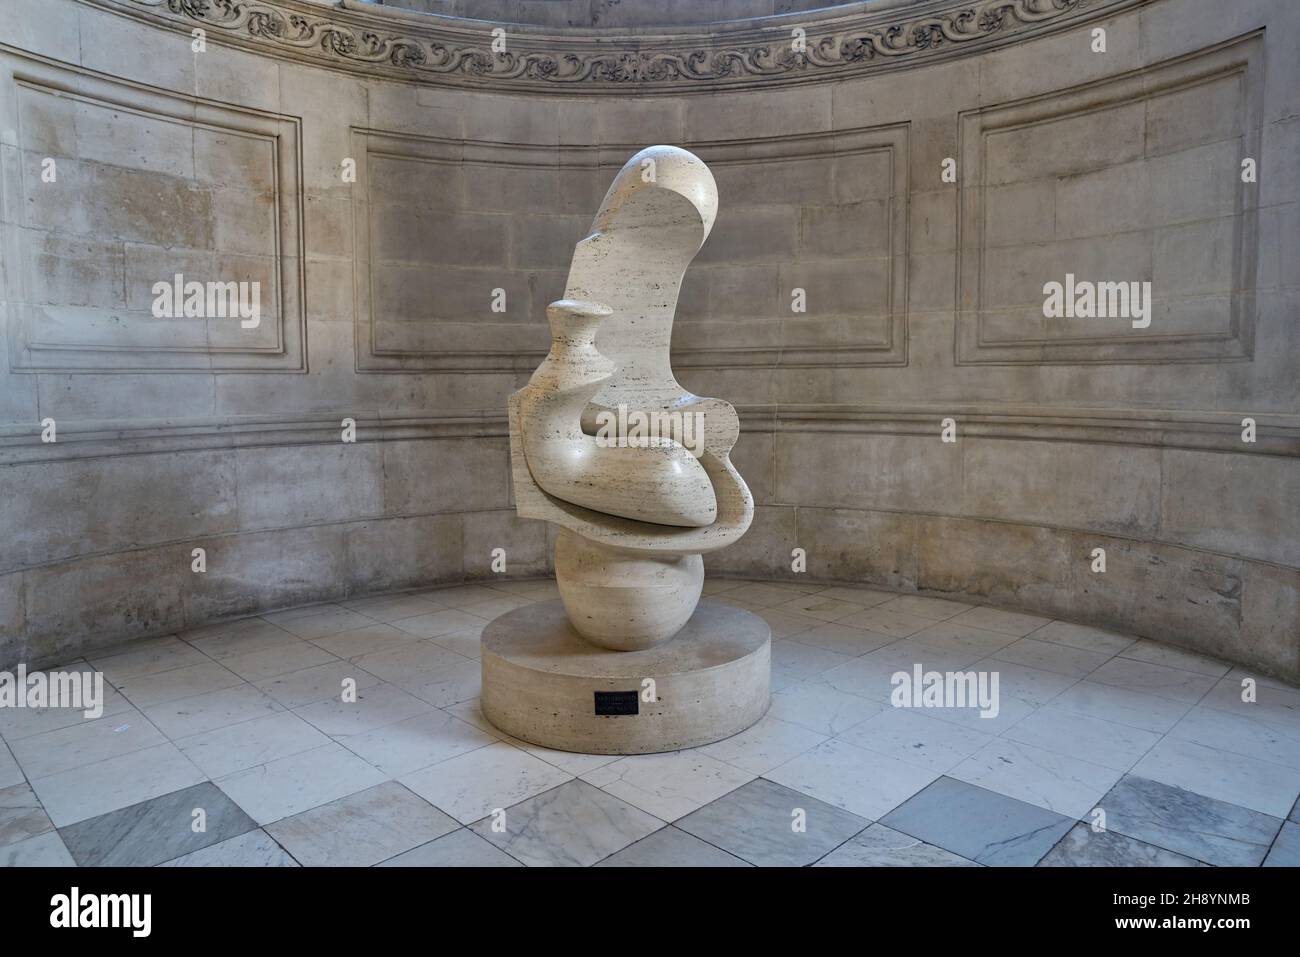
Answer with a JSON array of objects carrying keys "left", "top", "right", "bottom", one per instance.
[{"left": 594, "top": 690, "right": 640, "bottom": 716}]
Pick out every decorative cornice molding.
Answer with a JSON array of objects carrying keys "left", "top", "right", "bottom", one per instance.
[
  {"left": 79, "top": 0, "right": 1153, "bottom": 93},
  {"left": 3, "top": 405, "right": 1296, "bottom": 465}
]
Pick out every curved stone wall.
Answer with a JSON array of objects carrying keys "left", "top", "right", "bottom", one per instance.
[{"left": 0, "top": 0, "right": 1296, "bottom": 680}]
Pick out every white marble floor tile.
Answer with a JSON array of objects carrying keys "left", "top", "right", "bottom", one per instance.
[
  {"left": 837, "top": 605, "right": 935, "bottom": 639},
  {"left": 768, "top": 679, "right": 883, "bottom": 736},
  {"left": 765, "top": 738, "right": 939, "bottom": 821},
  {"left": 772, "top": 594, "right": 867, "bottom": 623},
  {"left": 253, "top": 660, "right": 382, "bottom": 709},
  {"left": 160, "top": 829, "right": 298, "bottom": 867},
  {"left": 31, "top": 742, "right": 206, "bottom": 827},
  {"left": 752, "top": 607, "right": 821, "bottom": 639},
  {"left": 837, "top": 707, "right": 995, "bottom": 773},
  {"left": 427, "top": 627, "right": 486, "bottom": 660},
  {"left": 294, "top": 682, "right": 434, "bottom": 737},
  {"left": 879, "top": 595, "right": 973, "bottom": 621},
  {"left": 1, "top": 830, "right": 76, "bottom": 867},
  {"left": 273, "top": 606, "right": 377, "bottom": 640},
  {"left": 470, "top": 779, "right": 663, "bottom": 867},
  {"left": 351, "top": 641, "right": 469, "bottom": 682},
  {"left": 400, "top": 742, "right": 572, "bottom": 825},
  {"left": 10, "top": 710, "right": 166, "bottom": 779},
  {"left": 260, "top": 602, "right": 341, "bottom": 625},
  {"left": 698, "top": 714, "right": 828, "bottom": 775},
  {"left": 177, "top": 711, "right": 330, "bottom": 778},
  {"left": 1168, "top": 705, "right": 1300, "bottom": 770},
  {"left": 976, "top": 659, "right": 1078, "bottom": 706},
  {"left": 334, "top": 709, "right": 496, "bottom": 777},
  {"left": 1132, "top": 736, "right": 1300, "bottom": 818},
  {"left": 457, "top": 596, "right": 531, "bottom": 620},
  {"left": 949, "top": 606, "right": 1051, "bottom": 637},
  {"left": 991, "top": 636, "right": 1111, "bottom": 678},
  {"left": 951, "top": 738, "right": 1123, "bottom": 818},
  {"left": 580, "top": 750, "right": 753, "bottom": 822},
  {"left": 1089, "top": 657, "right": 1218, "bottom": 704},
  {"left": 215, "top": 743, "right": 388, "bottom": 826},
  {"left": 1002, "top": 706, "right": 1161, "bottom": 771},
  {"left": 412, "top": 584, "right": 506, "bottom": 609},
  {"left": 266, "top": 781, "right": 458, "bottom": 867},
  {"left": 0, "top": 683, "right": 132, "bottom": 742},
  {"left": 770, "top": 640, "right": 854, "bottom": 686},
  {"left": 341, "top": 594, "right": 444, "bottom": 623},
  {"left": 112, "top": 661, "right": 244, "bottom": 708},
  {"left": 908, "top": 621, "right": 1021, "bottom": 658},
  {"left": 89, "top": 638, "right": 208, "bottom": 684},
  {"left": 143, "top": 683, "right": 285, "bottom": 739},
  {"left": 1201, "top": 677, "right": 1300, "bottom": 732},
  {"left": 722, "top": 582, "right": 816, "bottom": 608},
  {"left": 1031, "top": 619, "right": 1136, "bottom": 656},
  {"left": 394, "top": 659, "right": 482, "bottom": 708},
  {"left": 221, "top": 642, "right": 338, "bottom": 681},
  {"left": 1119, "top": 639, "right": 1232, "bottom": 678},
  {"left": 186, "top": 619, "right": 297, "bottom": 661},
  {"left": 309, "top": 623, "right": 421, "bottom": 660},
  {"left": 921, "top": 691, "right": 1039, "bottom": 734},
  {"left": 788, "top": 622, "right": 897, "bottom": 656},
  {"left": 1051, "top": 680, "right": 1194, "bottom": 733},
  {"left": 501, "top": 737, "right": 622, "bottom": 777},
  {"left": 812, "top": 585, "right": 895, "bottom": 607},
  {"left": 0, "top": 742, "right": 24, "bottom": 789}
]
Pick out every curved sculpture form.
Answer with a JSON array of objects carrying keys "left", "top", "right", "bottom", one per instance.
[{"left": 509, "top": 145, "right": 753, "bottom": 650}]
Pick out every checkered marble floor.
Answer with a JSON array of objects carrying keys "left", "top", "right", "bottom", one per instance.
[{"left": 2, "top": 577, "right": 1298, "bottom": 867}]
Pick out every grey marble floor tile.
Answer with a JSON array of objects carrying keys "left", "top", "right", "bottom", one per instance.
[
  {"left": 881, "top": 776, "right": 1074, "bottom": 866},
  {"left": 0, "top": 783, "right": 54, "bottom": 848},
  {"left": 266, "top": 781, "right": 457, "bottom": 867},
  {"left": 2, "top": 830, "right": 75, "bottom": 866},
  {"left": 59, "top": 782, "right": 256, "bottom": 867},
  {"left": 596, "top": 826, "right": 751, "bottom": 867},
  {"left": 814, "top": 823, "right": 981, "bottom": 867},
  {"left": 379, "top": 828, "right": 522, "bottom": 867},
  {"left": 160, "top": 829, "right": 299, "bottom": 867},
  {"left": 675, "top": 778, "right": 867, "bottom": 867},
  {"left": 1291, "top": 796, "right": 1299, "bottom": 824},
  {"left": 1100, "top": 775, "right": 1282, "bottom": 867},
  {"left": 1038, "top": 822, "right": 1203, "bottom": 867},
  {"left": 1263, "top": 821, "right": 1300, "bottom": 867},
  {"left": 951, "top": 737, "right": 1123, "bottom": 818},
  {"left": 470, "top": 779, "right": 662, "bottom": 867}
]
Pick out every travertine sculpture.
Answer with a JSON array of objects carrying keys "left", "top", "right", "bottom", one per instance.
[
  {"left": 507, "top": 145, "right": 754, "bottom": 650},
  {"left": 481, "top": 146, "right": 770, "bottom": 754}
]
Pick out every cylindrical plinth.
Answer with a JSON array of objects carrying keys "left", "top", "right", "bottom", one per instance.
[{"left": 481, "top": 599, "right": 770, "bottom": 754}]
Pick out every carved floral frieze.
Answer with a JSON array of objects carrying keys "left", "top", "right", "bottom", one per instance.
[{"left": 82, "top": 0, "right": 1152, "bottom": 91}]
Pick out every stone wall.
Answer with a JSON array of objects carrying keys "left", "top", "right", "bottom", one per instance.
[{"left": 0, "top": 0, "right": 1297, "bottom": 679}]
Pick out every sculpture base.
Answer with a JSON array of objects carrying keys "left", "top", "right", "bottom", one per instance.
[{"left": 481, "top": 599, "right": 771, "bottom": 755}]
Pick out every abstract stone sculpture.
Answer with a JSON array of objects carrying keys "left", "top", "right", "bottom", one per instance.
[{"left": 480, "top": 146, "right": 771, "bottom": 754}]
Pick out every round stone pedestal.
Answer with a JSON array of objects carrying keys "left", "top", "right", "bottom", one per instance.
[{"left": 481, "top": 599, "right": 771, "bottom": 754}]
